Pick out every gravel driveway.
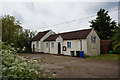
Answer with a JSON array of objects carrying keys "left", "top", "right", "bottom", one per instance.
[{"left": 18, "top": 53, "right": 118, "bottom": 78}]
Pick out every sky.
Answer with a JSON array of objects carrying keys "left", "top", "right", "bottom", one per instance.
[{"left": 0, "top": 0, "right": 119, "bottom": 33}]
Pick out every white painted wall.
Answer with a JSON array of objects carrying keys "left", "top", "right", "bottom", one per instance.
[
  {"left": 62, "top": 40, "right": 81, "bottom": 56},
  {"left": 40, "top": 30, "right": 54, "bottom": 52},
  {"left": 43, "top": 41, "right": 50, "bottom": 53},
  {"left": 43, "top": 41, "right": 58, "bottom": 54},
  {"left": 31, "top": 30, "right": 54, "bottom": 52},
  {"left": 32, "top": 29, "right": 100, "bottom": 57},
  {"left": 43, "top": 39, "right": 88, "bottom": 56},
  {"left": 31, "top": 41, "right": 41, "bottom": 52},
  {"left": 81, "top": 39, "right": 87, "bottom": 55},
  {"left": 49, "top": 41, "right": 58, "bottom": 54},
  {"left": 86, "top": 29, "right": 100, "bottom": 56},
  {"left": 43, "top": 35, "right": 63, "bottom": 54}
]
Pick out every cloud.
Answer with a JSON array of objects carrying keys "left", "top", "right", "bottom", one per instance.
[
  {"left": 12, "top": 10, "right": 24, "bottom": 23},
  {"left": 0, "top": 2, "right": 118, "bottom": 33}
]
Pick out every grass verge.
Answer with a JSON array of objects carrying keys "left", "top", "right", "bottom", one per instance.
[{"left": 85, "top": 54, "right": 120, "bottom": 60}]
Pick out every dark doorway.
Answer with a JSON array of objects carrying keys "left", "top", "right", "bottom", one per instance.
[
  {"left": 58, "top": 42, "right": 61, "bottom": 54},
  {"left": 33, "top": 44, "right": 35, "bottom": 52}
]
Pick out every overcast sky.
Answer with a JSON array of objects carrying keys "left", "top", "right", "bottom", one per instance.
[{"left": 0, "top": 0, "right": 119, "bottom": 33}]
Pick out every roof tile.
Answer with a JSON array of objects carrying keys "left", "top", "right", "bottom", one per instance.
[
  {"left": 44, "top": 29, "right": 92, "bottom": 41},
  {"left": 32, "top": 30, "right": 50, "bottom": 41}
]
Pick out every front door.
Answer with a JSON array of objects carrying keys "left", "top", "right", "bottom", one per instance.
[
  {"left": 58, "top": 42, "right": 61, "bottom": 54},
  {"left": 33, "top": 44, "right": 35, "bottom": 52}
]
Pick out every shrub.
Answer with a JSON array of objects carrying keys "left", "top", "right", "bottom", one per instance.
[
  {"left": 113, "top": 42, "right": 120, "bottom": 54},
  {"left": 2, "top": 42, "right": 55, "bottom": 79},
  {"left": 17, "top": 50, "right": 31, "bottom": 53}
]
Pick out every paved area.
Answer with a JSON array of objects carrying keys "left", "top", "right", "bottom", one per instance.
[{"left": 18, "top": 53, "right": 118, "bottom": 78}]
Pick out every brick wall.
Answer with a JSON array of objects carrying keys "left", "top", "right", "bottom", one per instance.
[{"left": 100, "top": 40, "right": 112, "bottom": 54}]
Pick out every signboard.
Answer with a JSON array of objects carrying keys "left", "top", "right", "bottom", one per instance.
[{"left": 56, "top": 35, "right": 63, "bottom": 42}]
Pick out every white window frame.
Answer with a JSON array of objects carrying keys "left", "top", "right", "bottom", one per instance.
[
  {"left": 36, "top": 41, "right": 39, "bottom": 47},
  {"left": 46, "top": 43, "right": 49, "bottom": 48},
  {"left": 91, "top": 36, "right": 96, "bottom": 43},
  {"left": 51, "top": 42, "right": 54, "bottom": 48},
  {"left": 67, "top": 42, "right": 71, "bottom": 48}
]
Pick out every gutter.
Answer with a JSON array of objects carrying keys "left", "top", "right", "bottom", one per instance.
[{"left": 79, "top": 39, "right": 82, "bottom": 51}]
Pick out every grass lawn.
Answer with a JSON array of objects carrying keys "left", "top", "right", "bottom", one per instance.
[{"left": 86, "top": 54, "right": 120, "bottom": 60}]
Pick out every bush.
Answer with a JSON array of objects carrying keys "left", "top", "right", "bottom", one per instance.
[
  {"left": 17, "top": 50, "right": 31, "bottom": 53},
  {"left": 113, "top": 42, "right": 120, "bottom": 54},
  {"left": 2, "top": 42, "right": 55, "bottom": 79}
]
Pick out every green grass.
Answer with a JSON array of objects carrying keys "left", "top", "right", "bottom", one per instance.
[
  {"left": 86, "top": 54, "right": 120, "bottom": 60},
  {"left": 64, "top": 66, "right": 72, "bottom": 69}
]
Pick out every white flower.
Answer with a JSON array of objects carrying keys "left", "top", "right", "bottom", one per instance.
[
  {"left": 2, "top": 44, "right": 53, "bottom": 78},
  {"left": 45, "top": 69, "right": 50, "bottom": 73},
  {"left": 35, "top": 70, "right": 38, "bottom": 74},
  {"left": 43, "top": 74, "right": 46, "bottom": 77},
  {"left": 52, "top": 74, "right": 56, "bottom": 77},
  {"left": 2, "top": 67, "right": 7, "bottom": 71}
]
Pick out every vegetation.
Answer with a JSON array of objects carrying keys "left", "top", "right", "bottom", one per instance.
[
  {"left": 1, "top": 9, "right": 119, "bottom": 79},
  {"left": 90, "top": 8, "right": 119, "bottom": 54},
  {"left": 1, "top": 14, "right": 55, "bottom": 79},
  {"left": 85, "top": 54, "right": 119, "bottom": 60},
  {"left": 1, "top": 14, "right": 37, "bottom": 52},
  {"left": 2, "top": 42, "right": 55, "bottom": 79},
  {"left": 112, "top": 24, "right": 120, "bottom": 54},
  {"left": 113, "top": 42, "right": 120, "bottom": 54},
  {"left": 15, "top": 29, "right": 36, "bottom": 52},
  {"left": 90, "top": 8, "right": 118, "bottom": 40},
  {"left": 2, "top": 15, "right": 22, "bottom": 44}
]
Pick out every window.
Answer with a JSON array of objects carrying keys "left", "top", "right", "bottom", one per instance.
[
  {"left": 91, "top": 36, "right": 96, "bottom": 43},
  {"left": 51, "top": 42, "right": 54, "bottom": 48},
  {"left": 46, "top": 43, "right": 49, "bottom": 48},
  {"left": 36, "top": 41, "right": 39, "bottom": 47},
  {"left": 67, "top": 42, "right": 71, "bottom": 48}
]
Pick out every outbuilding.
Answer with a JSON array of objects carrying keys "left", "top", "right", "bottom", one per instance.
[{"left": 31, "top": 28, "right": 100, "bottom": 56}]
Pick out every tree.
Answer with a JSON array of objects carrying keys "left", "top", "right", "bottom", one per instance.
[
  {"left": 111, "top": 23, "right": 120, "bottom": 53},
  {"left": 1, "top": 14, "right": 37, "bottom": 52},
  {"left": 13, "top": 28, "right": 36, "bottom": 52},
  {"left": 1, "top": 14, "right": 22, "bottom": 44},
  {"left": 112, "top": 24, "right": 120, "bottom": 41},
  {"left": 21, "top": 29, "right": 36, "bottom": 52},
  {"left": 90, "top": 8, "right": 117, "bottom": 40}
]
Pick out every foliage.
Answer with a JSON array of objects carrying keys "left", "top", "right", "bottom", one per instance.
[
  {"left": 112, "top": 25, "right": 120, "bottom": 41},
  {"left": 22, "top": 29, "right": 36, "bottom": 52},
  {"left": 89, "top": 8, "right": 117, "bottom": 40},
  {"left": 111, "top": 24, "right": 120, "bottom": 54},
  {"left": 1, "top": 14, "right": 37, "bottom": 52},
  {"left": 1, "top": 14, "right": 22, "bottom": 44},
  {"left": 112, "top": 41, "right": 120, "bottom": 54},
  {"left": 2, "top": 42, "right": 55, "bottom": 79},
  {"left": 15, "top": 29, "right": 36, "bottom": 52}
]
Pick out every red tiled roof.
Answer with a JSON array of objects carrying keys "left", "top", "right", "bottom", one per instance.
[
  {"left": 32, "top": 30, "right": 50, "bottom": 41},
  {"left": 44, "top": 29, "right": 92, "bottom": 41}
]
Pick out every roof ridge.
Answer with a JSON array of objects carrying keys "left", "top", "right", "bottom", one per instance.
[
  {"left": 32, "top": 30, "right": 50, "bottom": 41},
  {"left": 59, "top": 28, "right": 92, "bottom": 34},
  {"left": 39, "top": 30, "right": 50, "bottom": 33},
  {"left": 49, "top": 28, "right": 92, "bottom": 36},
  {"left": 44, "top": 28, "right": 92, "bottom": 41}
]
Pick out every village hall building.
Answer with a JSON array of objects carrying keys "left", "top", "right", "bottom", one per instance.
[{"left": 31, "top": 28, "right": 100, "bottom": 56}]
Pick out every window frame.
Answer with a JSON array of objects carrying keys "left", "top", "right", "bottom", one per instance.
[
  {"left": 51, "top": 42, "right": 54, "bottom": 48},
  {"left": 46, "top": 43, "right": 49, "bottom": 48},
  {"left": 36, "top": 41, "right": 39, "bottom": 47},
  {"left": 67, "top": 42, "right": 71, "bottom": 48},
  {"left": 91, "top": 36, "right": 96, "bottom": 43}
]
